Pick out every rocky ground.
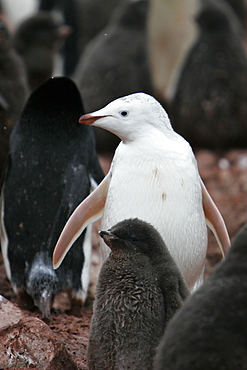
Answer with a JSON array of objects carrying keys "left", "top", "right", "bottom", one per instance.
[{"left": 0, "top": 150, "right": 246, "bottom": 369}]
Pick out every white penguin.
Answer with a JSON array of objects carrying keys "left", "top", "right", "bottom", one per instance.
[{"left": 53, "top": 92, "right": 230, "bottom": 291}]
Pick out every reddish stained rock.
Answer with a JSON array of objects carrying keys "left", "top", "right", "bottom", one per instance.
[{"left": 0, "top": 316, "right": 78, "bottom": 369}]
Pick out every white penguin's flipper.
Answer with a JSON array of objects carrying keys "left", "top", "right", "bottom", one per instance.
[
  {"left": 53, "top": 173, "right": 111, "bottom": 269},
  {"left": 201, "top": 179, "right": 230, "bottom": 257}
]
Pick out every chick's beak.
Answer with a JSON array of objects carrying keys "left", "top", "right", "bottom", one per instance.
[{"left": 99, "top": 230, "right": 119, "bottom": 244}]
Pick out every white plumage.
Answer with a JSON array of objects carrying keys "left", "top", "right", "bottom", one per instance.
[{"left": 53, "top": 93, "right": 230, "bottom": 291}]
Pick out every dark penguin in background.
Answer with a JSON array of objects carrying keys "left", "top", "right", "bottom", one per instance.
[
  {"left": 12, "top": 11, "right": 70, "bottom": 90},
  {"left": 0, "top": 20, "right": 29, "bottom": 179},
  {"left": 87, "top": 218, "right": 189, "bottom": 370},
  {"left": 40, "top": 0, "right": 120, "bottom": 77},
  {"left": 154, "top": 223, "right": 247, "bottom": 370},
  {"left": 171, "top": 0, "right": 247, "bottom": 151},
  {"left": 39, "top": 0, "right": 79, "bottom": 76},
  {"left": 73, "top": 0, "right": 154, "bottom": 155},
  {"left": 0, "top": 77, "right": 104, "bottom": 318},
  {"left": 73, "top": 0, "right": 120, "bottom": 73}
]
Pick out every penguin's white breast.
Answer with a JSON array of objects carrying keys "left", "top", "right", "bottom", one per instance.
[{"left": 101, "top": 139, "right": 207, "bottom": 289}]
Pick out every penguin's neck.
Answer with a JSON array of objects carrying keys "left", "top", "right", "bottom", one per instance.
[{"left": 117, "top": 130, "right": 192, "bottom": 163}]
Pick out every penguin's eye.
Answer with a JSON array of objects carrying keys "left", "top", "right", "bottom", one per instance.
[{"left": 119, "top": 110, "right": 129, "bottom": 117}]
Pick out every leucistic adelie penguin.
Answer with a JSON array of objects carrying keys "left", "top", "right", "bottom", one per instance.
[
  {"left": 0, "top": 77, "right": 104, "bottom": 318},
  {"left": 88, "top": 218, "right": 189, "bottom": 370},
  {"left": 154, "top": 223, "right": 247, "bottom": 370},
  {"left": 53, "top": 92, "right": 230, "bottom": 292}
]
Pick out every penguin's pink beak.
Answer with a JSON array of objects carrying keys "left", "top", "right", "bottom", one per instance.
[{"left": 79, "top": 114, "right": 108, "bottom": 125}]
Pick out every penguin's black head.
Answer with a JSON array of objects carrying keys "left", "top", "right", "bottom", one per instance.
[
  {"left": 27, "top": 274, "right": 59, "bottom": 319},
  {"left": 13, "top": 12, "right": 65, "bottom": 50},
  {"left": 99, "top": 218, "right": 166, "bottom": 259},
  {"left": 26, "top": 252, "right": 60, "bottom": 319}
]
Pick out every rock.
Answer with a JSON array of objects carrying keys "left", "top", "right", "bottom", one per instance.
[
  {"left": 0, "top": 305, "right": 78, "bottom": 369},
  {"left": 0, "top": 295, "right": 25, "bottom": 329}
]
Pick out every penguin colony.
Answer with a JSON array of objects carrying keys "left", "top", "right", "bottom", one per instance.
[{"left": 0, "top": 0, "right": 246, "bottom": 368}]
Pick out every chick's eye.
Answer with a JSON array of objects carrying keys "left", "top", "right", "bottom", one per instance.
[
  {"left": 130, "top": 236, "right": 138, "bottom": 243},
  {"left": 119, "top": 110, "right": 129, "bottom": 117}
]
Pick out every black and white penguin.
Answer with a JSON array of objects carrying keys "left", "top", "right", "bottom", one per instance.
[
  {"left": 87, "top": 218, "right": 189, "bottom": 370},
  {"left": 0, "top": 76, "right": 104, "bottom": 318},
  {"left": 171, "top": 0, "right": 247, "bottom": 151},
  {"left": 154, "top": 223, "right": 247, "bottom": 370}
]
